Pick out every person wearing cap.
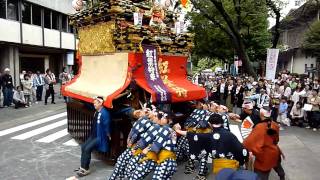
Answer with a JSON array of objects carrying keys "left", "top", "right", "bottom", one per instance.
[
  {"left": 75, "top": 96, "right": 111, "bottom": 177},
  {"left": 243, "top": 108, "right": 285, "bottom": 180},
  {"left": 2, "top": 68, "right": 14, "bottom": 107},
  {"left": 174, "top": 113, "right": 249, "bottom": 179}
]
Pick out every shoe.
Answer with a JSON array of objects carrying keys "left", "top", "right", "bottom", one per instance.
[
  {"left": 45, "top": 103, "right": 47, "bottom": 105},
  {"left": 35, "top": 102, "right": 39, "bottom": 104},
  {"left": 194, "top": 175, "right": 207, "bottom": 180},
  {"left": 51, "top": 102, "right": 56, "bottom": 104},
  {"left": 306, "top": 126, "right": 311, "bottom": 129},
  {"left": 184, "top": 166, "right": 195, "bottom": 174},
  {"left": 76, "top": 167, "right": 90, "bottom": 177},
  {"left": 279, "top": 126, "right": 284, "bottom": 131},
  {"left": 313, "top": 128, "right": 317, "bottom": 132},
  {"left": 4, "top": 105, "right": 8, "bottom": 108},
  {"left": 74, "top": 167, "right": 81, "bottom": 172}
]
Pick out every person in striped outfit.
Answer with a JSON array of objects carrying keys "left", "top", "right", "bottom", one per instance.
[{"left": 109, "top": 109, "right": 152, "bottom": 180}]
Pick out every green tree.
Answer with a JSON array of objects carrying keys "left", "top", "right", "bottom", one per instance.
[
  {"left": 303, "top": 20, "right": 320, "bottom": 59},
  {"left": 188, "top": 0, "right": 274, "bottom": 77}
]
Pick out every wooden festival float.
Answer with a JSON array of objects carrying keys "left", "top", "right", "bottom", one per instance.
[{"left": 62, "top": 0, "right": 206, "bottom": 163}]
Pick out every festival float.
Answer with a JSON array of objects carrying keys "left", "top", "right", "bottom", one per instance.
[{"left": 62, "top": 0, "right": 206, "bottom": 162}]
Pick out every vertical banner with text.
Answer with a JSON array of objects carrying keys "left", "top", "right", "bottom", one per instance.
[
  {"left": 142, "top": 44, "right": 172, "bottom": 103},
  {"left": 266, "top": 49, "right": 279, "bottom": 80}
]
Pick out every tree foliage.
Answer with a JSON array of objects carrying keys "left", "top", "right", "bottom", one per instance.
[
  {"left": 187, "top": 0, "right": 272, "bottom": 76},
  {"left": 303, "top": 20, "right": 320, "bottom": 58}
]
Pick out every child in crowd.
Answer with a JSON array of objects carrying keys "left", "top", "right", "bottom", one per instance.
[{"left": 278, "top": 97, "right": 289, "bottom": 128}]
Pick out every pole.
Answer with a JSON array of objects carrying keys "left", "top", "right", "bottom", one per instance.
[{"left": 290, "top": 55, "right": 294, "bottom": 73}]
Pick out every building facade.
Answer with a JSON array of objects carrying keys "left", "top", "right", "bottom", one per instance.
[
  {"left": 0, "top": 0, "right": 76, "bottom": 86},
  {"left": 277, "top": 1, "right": 319, "bottom": 78}
]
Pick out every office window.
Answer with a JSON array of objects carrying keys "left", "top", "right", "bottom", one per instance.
[
  {"left": 21, "top": 2, "right": 31, "bottom": 24},
  {"left": 32, "top": 4, "right": 41, "bottom": 26},
  {"left": 44, "top": 8, "right": 51, "bottom": 28},
  {"left": 68, "top": 25, "right": 74, "bottom": 33},
  {"left": 52, "top": 11, "right": 60, "bottom": 30},
  {"left": 7, "top": 0, "right": 19, "bottom": 21},
  {"left": 61, "top": 14, "right": 68, "bottom": 32},
  {"left": 0, "top": 0, "right": 6, "bottom": 19}
]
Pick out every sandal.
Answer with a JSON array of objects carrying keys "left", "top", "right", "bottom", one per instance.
[
  {"left": 76, "top": 167, "right": 90, "bottom": 177},
  {"left": 194, "top": 175, "right": 207, "bottom": 180}
]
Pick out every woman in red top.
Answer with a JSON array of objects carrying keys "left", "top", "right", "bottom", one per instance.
[{"left": 243, "top": 108, "right": 285, "bottom": 180}]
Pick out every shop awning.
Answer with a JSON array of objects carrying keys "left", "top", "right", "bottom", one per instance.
[
  {"left": 129, "top": 53, "right": 206, "bottom": 103},
  {"left": 62, "top": 53, "right": 131, "bottom": 108}
]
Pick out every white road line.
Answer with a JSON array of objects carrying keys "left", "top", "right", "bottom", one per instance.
[
  {"left": 36, "top": 129, "right": 69, "bottom": 143},
  {"left": 0, "top": 112, "right": 67, "bottom": 137},
  {"left": 230, "top": 124, "right": 243, "bottom": 143},
  {"left": 63, "top": 139, "right": 79, "bottom": 146},
  {"left": 11, "top": 119, "right": 67, "bottom": 140}
]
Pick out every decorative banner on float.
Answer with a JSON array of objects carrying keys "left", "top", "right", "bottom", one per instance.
[
  {"left": 142, "top": 44, "right": 172, "bottom": 103},
  {"left": 266, "top": 48, "right": 279, "bottom": 80}
]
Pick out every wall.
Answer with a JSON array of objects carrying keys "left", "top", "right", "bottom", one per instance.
[
  {"left": 26, "top": 0, "right": 75, "bottom": 14},
  {"left": 0, "top": 19, "right": 20, "bottom": 43},
  {"left": 22, "top": 24, "right": 43, "bottom": 46},
  {"left": 286, "top": 49, "right": 316, "bottom": 74}
]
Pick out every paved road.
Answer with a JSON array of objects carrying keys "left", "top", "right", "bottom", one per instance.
[{"left": 0, "top": 101, "right": 320, "bottom": 180}]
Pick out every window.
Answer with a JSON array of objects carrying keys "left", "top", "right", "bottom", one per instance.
[
  {"left": 0, "top": 0, "right": 6, "bottom": 19},
  {"left": 7, "top": 0, "right": 18, "bottom": 21},
  {"left": 52, "top": 11, "right": 60, "bottom": 30},
  {"left": 21, "top": 2, "right": 31, "bottom": 24},
  {"left": 68, "top": 25, "right": 74, "bottom": 33},
  {"left": 61, "top": 14, "right": 68, "bottom": 32},
  {"left": 44, "top": 8, "right": 51, "bottom": 28},
  {"left": 32, "top": 4, "right": 41, "bottom": 26}
]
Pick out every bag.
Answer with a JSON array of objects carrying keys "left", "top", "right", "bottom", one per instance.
[{"left": 212, "top": 158, "right": 240, "bottom": 174}]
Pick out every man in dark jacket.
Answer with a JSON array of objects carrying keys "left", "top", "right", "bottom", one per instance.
[
  {"left": 2, "top": 68, "right": 14, "bottom": 107},
  {"left": 75, "top": 96, "right": 111, "bottom": 177}
]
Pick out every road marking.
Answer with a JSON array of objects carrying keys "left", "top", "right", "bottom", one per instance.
[
  {"left": 63, "top": 139, "right": 79, "bottom": 146},
  {"left": 36, "top": 129, "right": 69, "bottom": 143},
  {"left": 0, "top": 112, "right": 67, "bottom": 137},
  {"left": 11, "top": 119, "right": 67, "bottom": 140},
  {"left": 230, "top": 124, "right": 243, "bottom": 143}
]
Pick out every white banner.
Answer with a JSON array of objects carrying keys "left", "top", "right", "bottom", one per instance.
[
  {"left": 133, "top": 13, "right": 143, "bottom": 27},
  {"left": 266, "top": 49, "right": 279, "bottom": 80}
]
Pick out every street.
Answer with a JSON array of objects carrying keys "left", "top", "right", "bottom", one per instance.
[{"left": 0, "top": 100, "right": 319, "bottom": 180}]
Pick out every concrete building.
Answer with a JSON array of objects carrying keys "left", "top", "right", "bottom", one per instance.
[
  {"left": 277, "top": 1, "right": 320, "bottom": 77},
  {"left": 0, "top": 0, "right": 76, "bottom": 86}
]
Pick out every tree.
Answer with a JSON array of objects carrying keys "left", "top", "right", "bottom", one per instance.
[
  {"left": 303, "top": 20, "right": 320, "bottom": 59},
  {"left": 188, "top": 0, "right": 271, "bottom": 77}
]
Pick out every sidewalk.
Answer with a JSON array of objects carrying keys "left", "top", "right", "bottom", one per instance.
[{"left": 0, "top": 92, "right": 67, "bottom": 128}]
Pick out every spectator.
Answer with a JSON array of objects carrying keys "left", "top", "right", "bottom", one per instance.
[
  {"left": 19, "top": 70, "right": 26, "bottom": 89},
  {"left": 278, "top": 97, "right": 289, "bottom": 127},
  {"left": 59, "top": 67, "right": 72, "bottom": 102},
  {"left": 22, "top": 74, "right": 33, "bottom": 106},
  {"left": 232, "top": 80, "right": 244, "bottom": 115},
  {"left": 290, "top": 102, "right": 304, "bottom": 127},
  {"left": 249, "top": 89, "right": 270, "bottom": 109},
  {"left": 29, "top": 71, "right": 37, "bottom": 104},
  {"left": 34, "top": 71, "right": 45, "bottom": 102},
  {"left": 307, "top": 89, "right": 320, "bottom": 131},
  {"left": 226, "top": 79, "right": 234, "bottom": 111},
  {"left": 13, "top": 86, "right": 27, "bottom": 109},
  {"left": 44, "top": 69, "right": 56, "bottom": 105},
  {"left": 218, "top": 78, "right": 227, "bottom": 105},
  {"left": 2, "top": 68, "right": 14, "bottom": 107}
]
